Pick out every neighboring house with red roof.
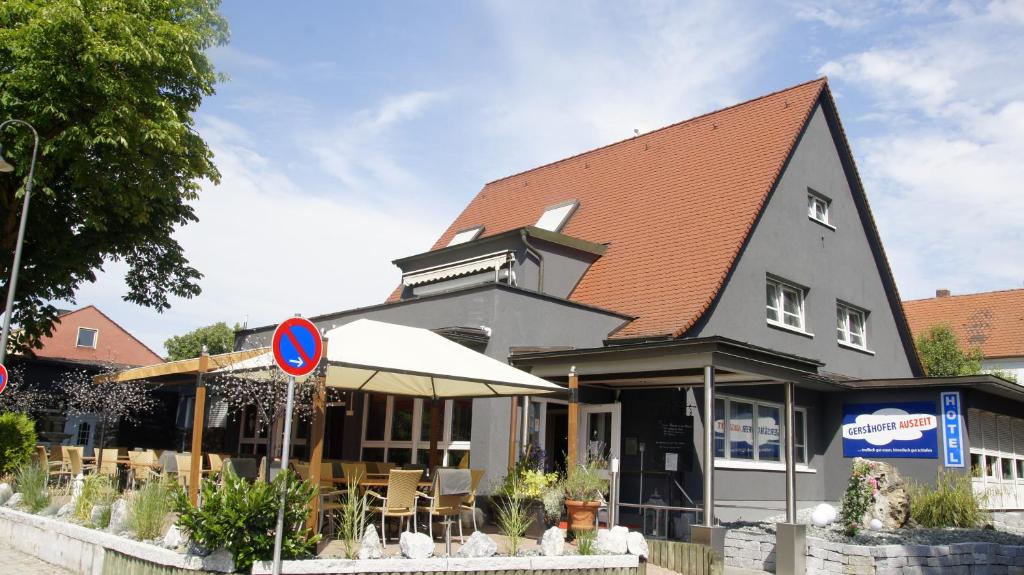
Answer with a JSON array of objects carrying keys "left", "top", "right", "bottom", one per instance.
[
  {"left": 904, "top": 289, "right": 1024, "bottom": 382},
  {"left": 235, "top": 78, "right": 1024, "bottom": 525}
]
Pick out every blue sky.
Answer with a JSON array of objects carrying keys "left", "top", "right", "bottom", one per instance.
[{"left": 72, "top": 0, "right": 1024, "bottom": 355}]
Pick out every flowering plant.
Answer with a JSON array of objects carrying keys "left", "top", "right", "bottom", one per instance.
[{"left": 839, "top": 458, "right": 879, "bottom": 536}]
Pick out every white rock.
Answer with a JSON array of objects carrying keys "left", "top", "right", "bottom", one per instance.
[
  {"left": 3, "top": 493, "right": 22, "bottom": 508},
  {"left": 90, "top": 504, "right": 110, "bottom": 528},
  {"left": 358, "top": 525, "right": 383, "bottom": 560},
  {"left": 540, "top": 526, "right": 565, "bottom": 556},
  {"left": 595, "top": 526, "right": 628, "bottom": 554},
  {"left": 626, "top": 531, "right": 648, "bottom": 558},
  {"left": 71, "top": 475, "right": 84, "bottom": 499},
  {"left": 399, "top": 531, "right": 434, "bottom": 559},
  {"left": 457, "top": 531, "right": 497, "bottom": 558},
  {"left": 40, "top": 502, "right": 61, "bottom": 516},
  {"left": 0, "top": 483, "right": 12, "bottom": 504},
  {"left": 202, "top": 548, "right": 235, "bottom": 572},
  {"left": 163, "top": 524, "right": 185, "bottom": 548},
  {"left": 57, "top": 501, "right": 75, "bottom": 518},
  {"left": 869, "top": 518, "right": 883, "bottom": 531},
  {"left": 108, "top": 498, "right": 129, "bottom": 533}
]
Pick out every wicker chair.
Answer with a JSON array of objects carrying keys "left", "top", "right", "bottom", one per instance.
[
  {"left": 175, "top": 454, "right": 193, "bottom": 489},
  {"left": 35, "top": 445, "right": 66, "bottom": 484},
  {"left": 127, "top": 450, "right": 158, "bottom": 489},
  {"left": 292, "top": 461, "right": 310, "bottom": 481},
  {"left": 459, "top": 469, "right": 487, "bottom": 533},
  {"left": 68, "top": 447, "right": 96, "bottom": 478},
  {"left": 416, "top": 472, "right": 465, "bottom": 542},
  {"left": 366, "top": 469, "right": 422, "bottom": 547},
  {"left": 208, "top": 453, "right": 228, "bottom": 477},
  {"left": 341, "top": 462, "right": 367, "bottom": 486},
  {"left": 97, "top": 449, "right": 120, "bottom": 478}
]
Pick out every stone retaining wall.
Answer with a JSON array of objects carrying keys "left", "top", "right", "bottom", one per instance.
[{"left": 724, "top": 530, "right": 775, "bottom": 572}]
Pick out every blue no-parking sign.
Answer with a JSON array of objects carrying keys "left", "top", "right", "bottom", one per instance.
[
  {"left": 940, "top": 391, "right": 965, "bottom": 468},
  {"left": 271, "top": 317, "right": 323, "bottom": 377},
  {"left": 0, "top": 363, "right": 8, "bottom": 396}
]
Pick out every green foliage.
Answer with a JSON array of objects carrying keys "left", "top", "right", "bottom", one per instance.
[
  {"left": 562, "top": 462, "right": 608, "bottom": 502},
  {"left": 916, "top": 325, "right": 983, "bottom": 377},
  {"left": 173, "top": 467, "right": 319, "bottom": 572},
  {"left": 75, "top": 474, "right": 117, "bottom": 526},
  {"left": 128, "top": 477, "right": 176, "bottom": 540},
  {"left": 986, "top": 369, "right": 1018, "bottom": 383},
  {"left": 0, "top": 412, "right": 36, "bottom": 476},
  {"left": 909, "top": 471, "right": 988, "bottom": 528},
  {"left": 0, "top": 0, "right": 229, "bottom": 353},
  {"left": 14, "top": 461, "right": 49, "bottom": 513},
  {"left": 574, "top": 528, "right": 596, "bottom": 555},
  {"left": 330, "top": 482, "right": 368, "bottom": 560},
  {"left": 840, "top": 459, "right": 877, "bottom": 536},
  {"left": 494, "top": 475, "right": 532, "bottom": 556},
  {"left": 541, "top": 484, "right": 565, "bottom": 524},
  {"left": 164, "top": 322, "right": 241, "bottom": 361}
]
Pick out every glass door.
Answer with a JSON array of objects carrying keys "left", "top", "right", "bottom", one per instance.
[{"left": 579, "top": 403, "right": 621, "bottom": 472}]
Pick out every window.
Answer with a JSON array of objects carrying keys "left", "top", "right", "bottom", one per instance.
[
  {"left": 807, "top": 191, "right": 831, "bottom": 227},
  {"left": 535, "top": 200, "right": 578, "bottom": 232},
  {"left": 76, "top": 421, "right": 91, "bottom": 445},
  {"left": 76, "top": 327, "right": 98, "bottom": 348},
  {"left": 836, "top": 303, "right": 868, "bottom": 349},
  {"left": 766, "top": 277, "right": 807, "bottom": 332},
  {"left": 713, "top": 395, "right": 807, "bottom": 465},
  {"left": 447, "top": 226, "right": 483, "bottom": 246},
  {"left": 362, "top": 394, "right": 473, "bottom": 466}
]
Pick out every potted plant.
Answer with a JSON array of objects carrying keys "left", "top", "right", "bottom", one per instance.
[{"left": 562, "top": 461, "right": 608, "bottom": 531}]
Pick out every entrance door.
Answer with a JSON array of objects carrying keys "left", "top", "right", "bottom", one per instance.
[{"left": 579, "top": 403, "right": 622, "bottom": 470}]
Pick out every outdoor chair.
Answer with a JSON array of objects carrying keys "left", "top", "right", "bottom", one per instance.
[
  {"left": 207, "top": 453, "right": 228, "bottom": 478},
  {"left": 175, "top": 454, "right": 193, "bottom": 489},
  {"left": 68, "top": 447, "right": 96, "bottom": 479},
  {"left": 416, "top": 469, "right": 469, "bottom": 542},
  {"left": 97, "top": 449, "right": 119, "bottom": 477},
  {"left": 35, "top": 445, "right": 66, "bottom": 483},
  {"left": 459, "top": 469, "right": 487, "bottom": 533},
  {"left": 292, "top": 461, "right": 310, "bottom": 481},
  {"left": 366, "top": 469, "right": 422, "bottom": 547},
  {"left": 127, "top": 450, "right": 159, "bottom": 489},
  {"left": 223, "top": 458, "right": 258, "bottom": 482},
  {"left": 341, "top": 462, "right": 367, "bottom": 487}
]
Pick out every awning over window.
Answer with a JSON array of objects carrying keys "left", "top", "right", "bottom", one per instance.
[{"left": 402, "top": 251, "right": 514, "bottom": 286}]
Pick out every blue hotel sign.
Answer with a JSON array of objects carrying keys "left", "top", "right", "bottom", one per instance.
[
  {"left": 940, "top": 391, "right": 965, "bottom": 467},
  {"left": 842, "top": 401, "right": 938, "bottom": 458}
]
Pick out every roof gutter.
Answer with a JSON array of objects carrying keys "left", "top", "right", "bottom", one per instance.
[{"left": 520, "top": 228, "right": 544, "bottom": 293}]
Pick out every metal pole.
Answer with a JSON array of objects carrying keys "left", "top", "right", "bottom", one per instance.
[
  {"left": 702, "top": 365, "right": 715, "bottom": 527},
  {"left": 0, "top": 119, "right": 39, "bottom": 365},
  {"left": 271, "top": 375, "right": 297, "bottom": 575},
  {"left": 521, "top": 395, "right": 530, "bottom": 455},
  {"left": 784, "top": 381, "right": 797, "bottom": 524}
]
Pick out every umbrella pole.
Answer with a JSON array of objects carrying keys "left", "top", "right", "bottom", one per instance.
[
  {"left": 428, "top": 399, "right": 441, "bottom": 470},
  {"left": 272, "top": 375, "right": 297, "bottom": 575},
  {"left": 507, "top": 396, "right": 519, "bottom": 471}
]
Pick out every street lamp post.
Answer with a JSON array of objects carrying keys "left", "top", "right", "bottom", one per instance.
[{"left": 0, "top": 119, "right": 40, "bottom": 365}]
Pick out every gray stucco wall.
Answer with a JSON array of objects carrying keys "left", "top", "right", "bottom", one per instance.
[
  {"left": 235, "top": 284, "right": 628, "bottom": 489},
  {"left": 694, "top": 104, "right": 914, "bottom": 380}
]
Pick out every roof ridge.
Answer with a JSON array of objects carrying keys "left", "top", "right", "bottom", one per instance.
[
  {"left": 485, "top": 76, "right": 829, "bottom": 186},
  {"left": 904, "top": 287, "right": 1024, "bottom": 303}
]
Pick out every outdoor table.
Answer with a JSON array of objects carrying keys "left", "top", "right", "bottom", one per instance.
[{"left": 333, "top": 477, "right": 431, "bottom": 489}]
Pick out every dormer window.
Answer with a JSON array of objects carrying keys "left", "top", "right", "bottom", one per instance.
[
  {"left": 535, "top": 200, "right": 578, "bottom": 233},
  {"left": 807, "top": 190, "right": 833, "bottom": 229},
  {"left": 447, "top": 226, "right": 484, "bottom": 246},
  {"left": 77, "top": 327, "right": 98, "bottom": 348}
]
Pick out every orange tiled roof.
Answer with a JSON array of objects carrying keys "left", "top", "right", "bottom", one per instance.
[
  {"left": 400, "top": 78, "right": 828, "bottom": 339},
  {"left": 903, "top": 289, "right": 1024, "bottom": 359}
]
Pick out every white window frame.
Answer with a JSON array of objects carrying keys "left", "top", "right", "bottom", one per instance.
[
  {"left": 766, "top": 276, "right": 811, "bottom": 336},
  {"left": 807, "top": 191, "right": 834, "bottom": 229},
  {"left": 447, "top": 226, "right": 484, "bottom": 247},
  {"left": 361, "top": 395, "right": 471, "bottom": 467},
  {"left": 535, "top": 200, "right": 579, "bottom": 233},
  {"left": 713, "top": 394, "right": 813, "bottom": 472},
  {"left": 836, "top": 302, "right": 872, "bottom": 353},
  {"left": 76, "top": 327, "right": 99, "bottom": 349}
]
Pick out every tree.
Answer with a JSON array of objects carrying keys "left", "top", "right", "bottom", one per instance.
[
  {"left": 0, "top": 363, "right": 56, "bottom": 415},
  {"left": 915, "top": 324, "right": 983, "bottom": 377},
  {"left": 165, "top": 321, "right": 240, "bottom": 361},
  {"left": 0, "top": 0, "right": 229, "bottom": 353}
]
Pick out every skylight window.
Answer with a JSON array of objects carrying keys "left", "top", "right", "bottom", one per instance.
[
  {"left": 447, "top": 226, "right": 483, "bottom": 246},
  {"left": 535, "top": 200, "right": 579, "bottom": 233}
]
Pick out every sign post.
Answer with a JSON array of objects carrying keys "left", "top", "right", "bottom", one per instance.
[
  {"left": 270, "top": 317, "right": 323, "bottom": 575},
  {"left": 0, "top": 363, "right": 8, "bottom": 396},
  {"left": 940, "top": 392, "right": 965, "bottom": 468}
]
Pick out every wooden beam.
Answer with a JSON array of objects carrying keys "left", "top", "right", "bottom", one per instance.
[
  {"left": 428, "top": 399, "right": 441, "bottom": 470},
  {"left": 567, "top": 370, "right": 579, "bottom": 468},
  {"left": 188, "top": 351, "right": 210, "bottom": 505},
  {"left": 507, "top": 396, "right": 519, "bottom": 471},
  {"left": 306, "top": 377, "right": 327, "bottom": 532},
  {"left": 94, "top": 347, "right": 268, "bottom": 384}
]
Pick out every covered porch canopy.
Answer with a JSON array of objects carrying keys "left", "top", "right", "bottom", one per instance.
[
  {"left": 508, "top": 335, "right": 825, "bottom": 550},
  {"left": 97, "top": 318, "right": 564, "bottom": 528}
]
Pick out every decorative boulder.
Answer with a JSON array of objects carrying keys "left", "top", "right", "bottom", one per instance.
[
  {"left": 40, "top": 502, "right": 61, "bottom": 517},
  {"left": 0, "top": 483, "right": 12, "bottom": 505},
  {"left": 811, "top": 503, "right": 837, "bottom": 527},
  {"left": 358, "top": 525, "right": 384, "bottom": 560},
  {"left": 57, "top": 501, "right": 76, "bottom": 518},
  {"left": 202, "top": 548, "right": 235, "bottom": 573},
  {"left": 596, "top": 526, "right": 628, "bottom": 554},
  {"left": 107, "top": 498, "right": 129, "bottom": 533},
  {"left": 457, "top": 531, "right": 498, "bottom": 558},
  {"left": 541, "top": 526, "right": 566, "bottom": 556},
  {"left": 3, "top": 493, "right": 22, "bottom": 509},
  {"left": 399, "top": 531, "right": 434, "bottom": 559},
  {"left": 90, "top": 504, "right": 110, "bottom": 528},
  {"left": 163, "top": 524, "right": 186, "bottom": 549},
  {"left": 626, "top": 531, "right": 648, "bottom": 558},
  {"left": 863, "top": 461, "right": 909, "bottom": 530},
  {"left": 72, "top": 475, "right": 84, "bottom": 499}
]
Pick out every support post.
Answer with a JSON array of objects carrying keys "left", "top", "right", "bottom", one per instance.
[
  {"left": 271, "top": 375, "right": 298, "bottom": 575},
  {"left": 776, "top": 381, "right": 806, "bottom": 575},
  {"left": 691, "top": 365, "right": 726, "bottom": 555},
  {"left": 784, "top": 381, "right": 796, "bottom": 523},
  {"left": 507, "top": 396, "right": 519, "bottom": 470},
  {"left": 306, "top": 377, "right": 326, "bottom": 532},
  {"left": 521, "top": 395, "right": 530, "bottom": 455},
  {"left": 567, "top": 368, "right": 579, "bottom": 467},
  {"left": 188, "top": 350, "right": 210, "bottom": 505},
  {"left": 429, "top": 398, "right": 441, "bottom": 469}
]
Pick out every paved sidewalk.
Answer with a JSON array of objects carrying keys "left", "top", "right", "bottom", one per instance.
[{"left": 0, "top": 543, "right": 73, "bottom": 575}]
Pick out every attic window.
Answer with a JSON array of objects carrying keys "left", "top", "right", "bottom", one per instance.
[
  {"left": 535, "top": 200, "right": 578, "bottom": 233},
  {"left": 807, "top": 190, "right": 834, "bottom": 229},
  {"left": 77, "top": 327, "right": 98, "bottom": 348},
  {"left": 447, "top": 226, "right": 483, "bottom": 246}
]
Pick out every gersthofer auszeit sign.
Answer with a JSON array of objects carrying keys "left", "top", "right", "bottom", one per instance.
[{"left": 842, "top": 401, "right": 938, "bottom": 458}]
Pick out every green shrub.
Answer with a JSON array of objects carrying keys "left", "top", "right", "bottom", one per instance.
[
  {"left": 14, "top": 462, "right": 50, "bottom": 513},
  {"left": 0, "top": 412, "right": 37, "bottom": 476},
  {"left": 128, "top": 477, "right": 176, "bottom": 539},
  {"left": 574, "top": 528, "right": 596, "bottom": 555},
  {"left": 75, "top": 474, "right": 117, "bottom": 525},
  {"left": 173, "top": 466, "right": 319, "bottom": 572},
  {"left": 330, "top": 481, "right": 367, "bottom": 559},
  {"left": 909, "top": 471, "right": 988, "bottom": 528},
  {"left": 839, "top": 459, "right": 876, "bottom": 536},
  {"left": 562, "top": 462, "right": 607, "bottom": 502}
]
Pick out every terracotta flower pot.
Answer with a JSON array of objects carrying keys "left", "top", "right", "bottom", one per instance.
[{"left": 564, "top": 499, "right": 601, "bottom": 531}]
